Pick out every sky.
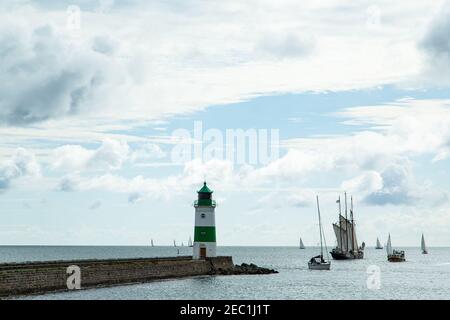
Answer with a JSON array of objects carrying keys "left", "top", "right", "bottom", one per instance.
[{"left": 1, "top": 0, "right": 450, "bottom": 246}]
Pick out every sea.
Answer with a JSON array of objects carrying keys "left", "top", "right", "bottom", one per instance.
[{"left": 1, "top": 246, "right": 449, "bottom": 300}]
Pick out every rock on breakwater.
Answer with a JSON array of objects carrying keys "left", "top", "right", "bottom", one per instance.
[{"left": 212, "top": 263, "right": 278, "bottom": 275}]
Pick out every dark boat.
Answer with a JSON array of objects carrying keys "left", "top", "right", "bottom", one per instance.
[{"left": 330, "top": 193, "right": 364, "bottom": 260}]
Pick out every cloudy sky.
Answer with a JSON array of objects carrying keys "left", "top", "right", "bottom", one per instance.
[{"left": 1, "top": 0, "right": 450, "bottom": 246}]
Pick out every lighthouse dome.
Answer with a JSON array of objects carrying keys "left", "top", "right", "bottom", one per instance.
[{"left": 195, "top": 182, "right": 215, "bottom": 207}]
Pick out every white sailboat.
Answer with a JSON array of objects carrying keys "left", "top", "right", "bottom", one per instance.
[
  {"left": 421, "top": 233, "right": 428, "bottom": 254},
  {"left": 308, "top": 196, "right": 331, "bottom": 270},
  {"left": 188, "top": 237, "right": 193, "bottom": 247},
  {"left": 173, "top": 240, "right": 177, "bottom": 247},
  {"left": 151, "top": 239, "right": 154, "bottom": 247},
  {"left": 386, "top": 233, "right": 405, "bottom": 262},
  {"left": 299, "top": 238, "right": 305, "bottom": 249},
  {"left": 375, "top": 237, "right": 383, "bottom": 249}
]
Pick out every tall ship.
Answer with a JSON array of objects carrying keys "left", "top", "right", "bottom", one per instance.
[{"left": 330, "top": 193, "right": 364, "bottom": 260}]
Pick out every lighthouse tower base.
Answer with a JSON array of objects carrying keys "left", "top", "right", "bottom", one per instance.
[{"left": 193, "top": 242, "right": 217, "bottom": 260}]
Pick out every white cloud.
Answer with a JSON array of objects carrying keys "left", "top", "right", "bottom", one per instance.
[
  {"left": 341, "top": 163, "right": 420, "bottom": 206},
  {"left": 0, "top": 22, "right": 127, "bottom": 125},
  {"left": 418, "top": 2, "right": 450, "bottom": 85},
  {"left": 130, "top": 143, "right": 166, "bottom": 163},
  {"left": 52, "top": 138, "right": 129, "bottom": 171},
  {"left": 0, "top": 148, "right": 40, "bottom": 192},
  {"left": 0, "top": 0, "right": 439, "bottom": 130}
]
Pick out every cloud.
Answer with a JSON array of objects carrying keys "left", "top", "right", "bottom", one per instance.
[
  {"left": 130, "top": 143, "right": 166, "bottom": 163},
  {"left": 256, "top": 31, "right": 315, "bottom": 59},
  {"left": 0, "top": 23, "right": 125, "bottom": 125},
  {"left": 54, "top": 158, "right": 238, "bottom": 201},
  {"left": 52, "top": 139, "right": 129, "bottom": 171},
  {"left": 0, "top": 148, "right": 40, "bottom": 192},
  {"left": 57, "top": 174, "right": 80, "bottom": 192},
  {"left": 0, "top": 0, "right": 437, "bottom": 130},
  {"left": 128, "top": 192, "right": 143, "bottom": 204},
  {"left": 253, "top": 190, "right": 313, "bottom": 211},
  {"left": 419, "top": 3, "right": 450, "bottom": 84},
  {"left": 89, "top": 200, "right": 102, "bottom": 210},
  {"left": 342, "top": 163, "right": 418, "bottom": 206}
]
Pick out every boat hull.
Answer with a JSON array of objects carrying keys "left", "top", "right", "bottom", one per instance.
[
  {"left": 308, "top": 262, "right": 331, "bottom": 270},
  {"left": 388, "top": 256, "right": 405, "bottom": 262},
  {"left": 330, "top": 249, "right": 364, "bottom": 260}
]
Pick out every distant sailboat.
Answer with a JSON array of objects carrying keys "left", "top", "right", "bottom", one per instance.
[
  {"left": 181, "top": 242, "right": 185, "bottom": 247},
  {"left": 188, "top": 237, "right": 193, "bottom": 247},
  {"left": 386, "top": 234, "right": 405, "bottom": 262},
  {"left": 421, "top": 233, "right": 428, "bottom": 254},
  {"left": 330, "top": 193, "right": 364, "bottom": 260},
  {"left": 375, "top": 238, "right": 383, "bottom": 249},
  {"left": 151, "top": 239, "right": 154, "bottom": 247},
  {"left": 173, "top": 240, "right": 177, "bottom": 247},
  {"left": 308, "top": 196, "right": 331, "bottom": 270},
  {"left": 299, "top": 238, "right": 305, "bottom": 249}
]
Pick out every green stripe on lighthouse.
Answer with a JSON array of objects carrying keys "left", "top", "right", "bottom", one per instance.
[{"left": 194, "top": 226, "right": 216, "bottom": 242}]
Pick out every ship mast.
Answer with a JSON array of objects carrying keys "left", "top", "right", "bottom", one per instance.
[
  {"left": 344, "top": 192, "right": 348, "bottom": 253},
  {"left": 350, "top": 195, "right": 355, "bottom": 252},
  {"left": 338, "top": 195, "right": 343, "bottom": 251},
  {"left": 316, "top": 196, "right": 324, "bottom": 258}
]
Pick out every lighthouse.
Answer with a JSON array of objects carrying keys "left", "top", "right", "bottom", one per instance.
[{"left": 193, "top": 182, "right": 217, "bottom": 259}]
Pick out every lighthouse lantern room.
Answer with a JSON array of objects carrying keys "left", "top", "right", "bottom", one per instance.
[{"left": 193, "top": 182, "right": 217, "bottom": 259}]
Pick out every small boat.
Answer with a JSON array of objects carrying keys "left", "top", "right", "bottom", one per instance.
[
  {"left": 181, "top": 242, "right": 185, "bottom": 247},
  {"left": 151, "top": 239, "right": 154, "bottom": 247},
  {"left": 188, "top": 237, "right": 193, "bottom": 247},
  {"left": 386, "top": 234, "right": 405, "bottom": 262},
  {"left": 375, "top": 237, "right": 383, "bottom": 249},
  {"left": 173, "top": 240, "right": 177, "bottom": 247},
  {"left": 299, "top": 237, "right": 305, "bottom": 249},
  {"left": 421, "top": 233, "right": 428, "bottom": 254},
  {"left": 308, "top": 196, "right": 331, "bottom": 270}
]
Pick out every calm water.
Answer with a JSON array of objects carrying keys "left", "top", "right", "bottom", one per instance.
[{"left": 1, "top": 246, "right": 449, "bottom": 300}]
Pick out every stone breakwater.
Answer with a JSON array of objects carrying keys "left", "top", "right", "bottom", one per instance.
[{"left": 0, "top": 256, "right": 277, "bottom": 298}]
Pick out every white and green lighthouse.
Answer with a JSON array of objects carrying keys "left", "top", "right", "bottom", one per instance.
[{"left": 193, "top": 182, "right": 217, "bottom": 259}]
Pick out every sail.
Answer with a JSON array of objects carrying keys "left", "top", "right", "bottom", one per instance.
[
  {"left": 151, "top": 239, "right": 154, "bottom": 247},
  {"left": 338, "top": 215, "right": 358, "bottom": 251},
  {"left": 333, "top": 223, "right": 347, "bottom": 251},
  {"left": 299, "top": 238, "right": 305, "bottom": 249},
  {"left": 376, "top": 238, "right": 381, "bottom": 248},
  {"left": 421, "top": 234, "right": 427, "bottom": 252},
  {"left": 188, "top": 237, "right": 192, "bottom": 247},
  {"left": 386, "top": 234, "right": 393, "bottom": 255}
]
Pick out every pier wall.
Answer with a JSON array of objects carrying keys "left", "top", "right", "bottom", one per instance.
[{"left": 0, "top": 256, "right": 234, "bottom": 297}]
